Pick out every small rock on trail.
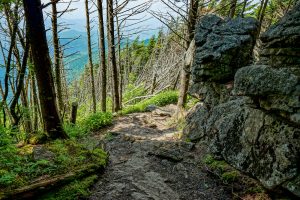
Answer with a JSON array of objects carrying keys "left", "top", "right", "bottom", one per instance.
[{"left": 88, "top": 106, "right": 232, "bottom": 200}]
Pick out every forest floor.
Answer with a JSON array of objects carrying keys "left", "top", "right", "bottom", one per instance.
[{"left": 87, "top": 105, "right": 268, "bottom": 200}]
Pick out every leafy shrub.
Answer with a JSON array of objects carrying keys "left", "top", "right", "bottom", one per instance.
[
  {"left": 0, "top": 139, "right": 108, "bottom": 191},
  {"left": 0, "top": 126, "right": 13, "bottom": 147},
  {"left": 121, "top": 90, "right": 178, "bottom": 115},
  {"left": 64, "top": 112, "right": 113, "bottom": 138},
  {"left": 81, "top": 112, "right": 113, "bottom": 132}
]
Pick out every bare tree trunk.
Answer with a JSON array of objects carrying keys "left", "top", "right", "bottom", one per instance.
[
  {"left": 107, "top": 0, "right": 120, "bottom": 112},
  {"left": 51, "top": 0, "right": 64, "bottom": 114},
  {"left": 97, "top": 0, "right": 107, "bottom": 112},
  {"left": 2, "top": 4, "right": 18, "bottom": 115},
  {"left": 23, "top": 0, "right": 68, "bottom": 140},
  {"left": 10, "top": 30, "right": 29, "bottom": 127},
  {"left": 229, "top": 0, "right": 238, "bottom": 18},
  {"left": 177, "top": 0, "right": 199, "bottom": 110},
  {"left": 115, "top": 0, "right": 123, "bottom": 109},
  {"left": 85, "top": 0, "right": 97, "bottom": 113}
]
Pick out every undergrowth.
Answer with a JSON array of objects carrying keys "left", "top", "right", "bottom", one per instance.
[
  {"left": 64, "top": 112, "right": 113, "bottom": 138},
  {"left": 203, "top": 155, "right": 269, "bottom": 199},
  {"left": 39, "top": 175, "right": 98, "bottom": 200},
  {"left": 121, "top": 90, "right": 178, "bottom": 115},
  {"left": 0, "top": 137, "right": 107, "bottom": 193}
]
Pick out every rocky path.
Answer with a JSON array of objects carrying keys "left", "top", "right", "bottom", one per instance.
[{"left": 88, "top": 105, "right": 232, "bottom": 200}]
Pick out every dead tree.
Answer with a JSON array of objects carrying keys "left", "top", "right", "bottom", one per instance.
[
  {"left": 96, "top": 0, "right": 107, "bottom": 112},
  {"left": 85, "top": 0, "right": 97, "bottom": 113},
  {"left": 107, "top": 0, "right": 120, "bottom": 112}
]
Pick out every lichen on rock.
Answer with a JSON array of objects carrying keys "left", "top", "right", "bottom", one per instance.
[{"left": 184, "top": 2, "right": 300, "bottom": 197}]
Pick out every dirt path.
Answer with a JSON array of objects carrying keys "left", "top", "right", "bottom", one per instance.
[{"left": 88, "top": 105, "right": 232, "bottom": 200}]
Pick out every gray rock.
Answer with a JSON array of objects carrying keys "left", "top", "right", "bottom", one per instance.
[
  {"left": 148, "top": 141, "right": 194, "bottom": 162},
  {"left": 183, "top": 103, "right": 209, "bottom": 141},
  {"left": 283, "top": 175, "right": 300, "bottom": 197},
  {"left": 259, "top": 2, "right": 300, "bottom": 68},
  {"left": 33, "top": 146, "right": 55, "bottom": 161},
  {"left": 145, "top": 105, "right": 158, "bottom": 112},
  {"left": 234, "top": 65, "right": 299, "bottom": 96},
  {"left": 192, "top": 15, "right": 258, "bottom": 83},
  {"left": 207, "top": 100, "right": 300, "bottom": 189},
  {"left": 185, "top": 4, "right": 300, "bottom": 197}
]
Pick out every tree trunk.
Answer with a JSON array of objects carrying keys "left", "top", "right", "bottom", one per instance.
[
  {"left": 51, "top": 0, "right": 64, "bottom": 114},
  {"left": 70, "top": 102, "right": 78, "bottom": 124},
  {"left": 97, "top": 0, "right": 107, "bottom": 112},
  {"left": 259, "top": 0, "right": 269, "bottom": 24},
  {"left": 10, "top": 31, "right": 29, "bottom": 127},
  {"left": 229, "top": 0, "right": 238, "bottom": 18},
  {"left": 115, "top": 0, "right": 123, "bottom": 109},
  {"left": 107, "top": 0, "right": 120, "bottom": 112},
  {"left": 85, "top": 0, "right": 97, "bottom": 113},
  {"left": 22, "top": 0, "right": 68, "bottom": 139},
  {"left": 177, "top": 0, "right": 199, "bottom": 110}
]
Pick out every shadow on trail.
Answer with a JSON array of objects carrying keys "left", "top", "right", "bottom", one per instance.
[{"left": 89, "top": 109, "right": 232, "bottom": 200}]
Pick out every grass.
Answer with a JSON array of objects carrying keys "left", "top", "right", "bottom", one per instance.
[
  {"left": 0, "top": 110, "right": 111, "bottom": 199},
  {"left": 64, "top": 112, "right": 113, "bottom": 138},
  {"left": 121, "top": 90, "right": 178, "bottom": 115},
  {"left": 0, "top": 138, "right": 107, "bottom": 192}
]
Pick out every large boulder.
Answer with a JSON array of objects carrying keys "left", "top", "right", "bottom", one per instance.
[
  {"left": 184, "top": 3, "right": 300, "bottom": 197},
  {"left": 207, "top": 98, "right": 300, "bottom": 190},
  {"left": 234, "top": 65, "right": 300, "bottom": 124},
  {"left": 259, "top": 2, "right": 300, "bottom": 70},
  {"left": 192, "top": 15, "right": 258, "bottom": 84}
]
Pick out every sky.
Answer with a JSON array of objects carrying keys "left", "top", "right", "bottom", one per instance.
[{"left": 41, "top": 0, "right": 177, "bottom": 38}]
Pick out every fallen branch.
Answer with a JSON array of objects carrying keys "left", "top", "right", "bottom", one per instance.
[{"left": 1, "top": 164, "right": 105, "bottom": 200}]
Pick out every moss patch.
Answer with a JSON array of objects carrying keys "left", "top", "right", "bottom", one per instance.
[
  {"left": 203, "top": 154, "right": 270, "bottom": 199},
  {"left": 0, "top": 139, "right": 107, "bottom": 193}
]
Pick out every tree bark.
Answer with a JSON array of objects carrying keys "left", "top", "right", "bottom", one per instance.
[
  {"left": 51, "top": 0, "right": 64, "bottom": 114},
  {"left": 229, "top": 0, "right": 238, "bottom": 18},
  {"left": 107, "top": 0, "right": 120, "bottom": 112},
  {"left": 22, "top": 0, "right": 68, "bottom": 139},
  {"left": 177, "top": 0, "right": 199, "bottom": 110},
  {"left": 85, "top": 0, "right": 97, "bottom": 113},
  {"left": 97, "top": 0, "right": 107, "bottom": 112},
  {"left": 70, "top": 102, "right": 78, "bottom": 124}
]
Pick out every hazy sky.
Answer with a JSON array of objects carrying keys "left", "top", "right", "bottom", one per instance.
[{"left": 41, "top": 0, "right": 174, "bottom": 38}]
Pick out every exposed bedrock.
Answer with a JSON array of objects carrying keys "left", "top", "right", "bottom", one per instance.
[{"left": 185, "top": 3, "right": 300, "bottom": 197}]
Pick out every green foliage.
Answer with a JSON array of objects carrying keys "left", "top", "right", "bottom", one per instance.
[
  {"left": 64, "top": 112, "right": 113, "bottom": 138},
  {"left": 104, "top": 132, "right": 117, "bottom": 141},
  {"left": 0, "top": 139, "right": 107, "bottom": 191},
  {"left": 121, "top": 90, "right": 178, "bottom": 115},
  {"left": 39, "top": 175, "right": 98, "bottom": 200},
  {"left": 221, "top": 171, "right": 240, "bottom": 183},
  {"left": 123, "top": 83, "right": 147, "bottom": 105},
  {"left": 264, "top": 0, "right": 297, "bottom": 24},
  {"left": 204, "top": 155, "right": 228, "bottom": 172},
  {"left": 208, "top": 0, "right": 258, "bottom": 18},
  {"left": 203, "top": 155, "right": 269, "bottom": 197},
  {"left": 186, "top": 95, "right": 199, "bottom": 110},
  {"left": 0, "top": 126, "right": 13, "bottom": 146},
  {"left": 81, "top": 112, "right": 113, "bottom": 132}
]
